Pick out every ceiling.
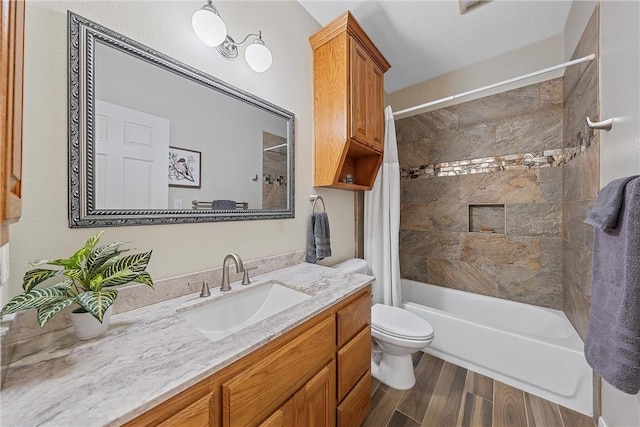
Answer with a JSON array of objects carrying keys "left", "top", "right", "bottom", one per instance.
[{"left": 297, "top": 0, "right": 573, "bottom": 93}]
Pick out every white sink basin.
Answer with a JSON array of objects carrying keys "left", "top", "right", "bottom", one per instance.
[{"left": 179, "top": 281, "right": 312, "bottom": 342}]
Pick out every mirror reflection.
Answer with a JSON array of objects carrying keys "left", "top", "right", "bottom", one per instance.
[{"left": 68, "top": 12, "right": 294, "bottom": 227}]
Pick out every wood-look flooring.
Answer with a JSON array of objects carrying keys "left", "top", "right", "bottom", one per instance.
[{"left": 363, "top": 352, "right": 595, "bottom": 427}]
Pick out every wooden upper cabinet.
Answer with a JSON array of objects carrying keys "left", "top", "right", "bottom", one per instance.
[
  {"left": 1, "top": 0, "right": 25, "bottom": 245},
  {"left": 310, "top": 12, "right": 390, "bottom": 191}
]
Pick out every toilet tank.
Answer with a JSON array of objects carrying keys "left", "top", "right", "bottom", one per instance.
[{"left": 332, "top": 258, "right": 368, "bottom": 274}]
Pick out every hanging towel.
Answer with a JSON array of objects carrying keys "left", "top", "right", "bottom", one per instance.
[
  {"left": 305, "top": 212, "right": 332, "bottom": 263},
  {"left": 584, "top": 176, "right": 640, "bottom": 394},
  {"left": 212, "top": 200, "right": 236, "bottom": 210},
  {"left": 584, "top": 175, "right": 640, "bottom": 229}
]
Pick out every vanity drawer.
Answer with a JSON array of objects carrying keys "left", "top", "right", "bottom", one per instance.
[
  {"left": 222, "top": 316, "right": 335, "bottom": 427},
  {"left": 337, "top": 326, "right": 371, "bottom": 402},
  {"left": 337, "top": 369, "right": 371, "bottom": 427},
  {"left": 336, "top": 291, "right": 371, "bottom": 348}
]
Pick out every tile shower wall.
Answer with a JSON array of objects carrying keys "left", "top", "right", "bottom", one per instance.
[
  {"left": 262, "top": 132, "right": 288, "bottom": 210},
  {"left": 395, "top": 78, "right": 564, "bottom": 309},
  {"left": 562, "top": 7, "right": 599, "bottom": 341}
]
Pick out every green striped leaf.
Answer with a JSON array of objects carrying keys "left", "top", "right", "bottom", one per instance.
[
  {"left": 99, "top": 269, "right": 136, "bottom": 289},
  {"left": 0, "top": 287, "right": 72, "bottom": 318},
  {"left": 132, "top": 271, "right": 154, "bottom": 288},
  {"left": 77, "top": 290, "right": 117, "bottom": 322},
  {"left": 104, "top": 251, "right": 152, "bottom": 277},
  {"left": 36, "top": 299, "right": 75, "bottom": 327},
  {"left": 22, "top": 269, "right": 63, "bottom": 292},
  {"left": 87, "top": 241, "right": 128, "bottom": 275}
]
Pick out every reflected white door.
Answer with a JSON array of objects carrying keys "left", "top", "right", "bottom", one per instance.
[{"left": 94, "top": 100, "right": 170, "bottom": 209}]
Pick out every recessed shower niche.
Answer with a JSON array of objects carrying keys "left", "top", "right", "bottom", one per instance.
[{"left": 468, "top": 204, "right": 505, "bottom": 234}]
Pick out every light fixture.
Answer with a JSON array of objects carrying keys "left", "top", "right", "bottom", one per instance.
[{"left": 192, "top": 0, "right": 273, "bottom": 73}]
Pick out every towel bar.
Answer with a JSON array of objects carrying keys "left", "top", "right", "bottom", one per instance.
[{"left": 309, "top": 195, "right": 326, "bottom": 213}]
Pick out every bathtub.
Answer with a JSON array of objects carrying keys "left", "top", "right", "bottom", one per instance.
[{"left": 402, "top": 279, "right": 593, "bottom": 416}]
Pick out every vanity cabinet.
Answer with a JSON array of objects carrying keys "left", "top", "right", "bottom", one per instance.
[
  {"left": 125, "top": 287, "right": 371, "bottom": 427},
  {"left": 310, "top": 12, "right": 390, "bottom": 191},
  {"left": 0, "top": 0, "right": 25, "bottom": 245}
]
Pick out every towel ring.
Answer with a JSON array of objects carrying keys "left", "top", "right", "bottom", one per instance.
[{"left": 310, "top": 195, "right": 326, "bottom": 213}]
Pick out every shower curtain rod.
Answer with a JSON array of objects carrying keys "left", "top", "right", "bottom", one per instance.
[{"left": 393, "top": 53, "right": 596, "bottom": 117}]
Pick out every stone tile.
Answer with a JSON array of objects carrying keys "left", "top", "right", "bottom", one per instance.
[
  {"left": 566, "top": 200, "right": 596, "bottom": 251},
  {"left": 495, "top": 108, "right": 562, "bottom": 156},
  {"left": 395, "top": 106, "right": 458, "bottom": 141},
  {"left": 495, "top": 268, "right": 563, "bottom": 309},
  {"left": 428, "top": 259, "right": 498, "bottom": 297},
  {"left": 427, "top": 125, "right": 496, "bottom": 164},
  {"left": 539, "top": 166, "right": 563, "bottom": 202},
  {"left": 400, "top": 230, "right": 460, "bottom": 261},
  {"left": 564, "top": 6, "right": 599, "bottom": 97},
  {"left": 460, "top": 234, "right": 541, "bottom": 272},
  {"left": 401, "top": 175, "right": 459, "bottom": 205},
  {"left": 540, "top": 238, "right": 563, "bottom": 276},
  {"left": 563, "top": 275, "right": 591, "bottom": 340},
  {"left": 459, "top": 170, "right": 541, "bottom": 204},
  {"left": 469, "top": 204, "right": 505, "bottom": 234},
  {"left": 398, "top": 138, "right": 430, "bottom": 169},
  {"left": 400, "top": 203, "right": 467, "bottom": 232},
  {"left": 400, "top": 252, "right": 430, "bottom": 283},
  {"left": 565, "top": 61, "right": 598, "bottom": 149},
  {"left": 563, "top": 156, "right": 581, "bottom": 202},
  {"left": 458, "top": 85, "right": 539, "bottom": 130},
  {"left": 581, "top": 141, "right": 600, "bottom": 200},
  {"left": 505, "top": 203, "right": 562, "bottom": 237},
  {"left": 540, "top": 78, "right": 563, "bottom": 109},
  {"left": 563, "top": 240, "right": 593, "bottom": 300}
]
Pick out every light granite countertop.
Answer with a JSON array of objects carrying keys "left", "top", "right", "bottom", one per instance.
[{"left": 0, "top": 263, "right": 373, "bottom": 427}]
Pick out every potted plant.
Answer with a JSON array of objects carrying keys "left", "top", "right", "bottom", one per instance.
[{"left": 0, "top": 231, "right": 153, "bottom": 340}]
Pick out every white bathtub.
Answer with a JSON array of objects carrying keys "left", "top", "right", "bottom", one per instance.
[{"left": 402, "top": 279, "right": 593, "bottom": 416}]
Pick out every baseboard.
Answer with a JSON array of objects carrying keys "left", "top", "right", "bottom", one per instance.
[{"left": 598, "top": 416, "right": 608, "bottom": 427}]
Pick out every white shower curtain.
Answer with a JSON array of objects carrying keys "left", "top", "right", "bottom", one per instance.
[{"left": 364, "top": 106, "right": 402, "bottom": 307}]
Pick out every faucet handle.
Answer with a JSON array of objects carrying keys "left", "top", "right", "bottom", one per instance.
[
  {"left": 242, "top": 267, "right": 257, "bottom": 285},
  {"left": 200, "top": 280, "right": 211, "bottom": 297}
]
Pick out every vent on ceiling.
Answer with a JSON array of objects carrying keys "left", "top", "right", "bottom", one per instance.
[{"left": 459, "top": 0, "right": 491, "bottom": 14}]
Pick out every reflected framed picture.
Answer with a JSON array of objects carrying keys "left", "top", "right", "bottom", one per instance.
[{"left": 168, "top": 146, "right": 201, "bottom": 188}]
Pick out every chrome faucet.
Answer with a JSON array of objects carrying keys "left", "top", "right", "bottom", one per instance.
[{"left": 221, "top": 253, "right": 244, "bottom": 291}]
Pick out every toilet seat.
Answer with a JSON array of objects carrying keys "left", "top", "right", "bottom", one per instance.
[{"left": 371, "top": 304, "right": 434, "bottom": 341}]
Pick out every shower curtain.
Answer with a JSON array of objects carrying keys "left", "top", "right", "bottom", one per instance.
[{"left": 364, "top": 106, "right": 401, "bottom": 307}]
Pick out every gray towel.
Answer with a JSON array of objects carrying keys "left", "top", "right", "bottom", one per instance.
[
  {"left": 305, "top": 212, "right": 331, "bottom": 263},
  {"left": 212, "top": 200, "right": 236, "bottom": 210},
  {"left": 584, "top": 176, "right": 640, "bottom": 394},
  {"left": 585, "top": 175, "right": 640, "bottom": 229}
]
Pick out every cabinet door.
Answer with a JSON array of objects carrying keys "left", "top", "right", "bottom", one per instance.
[
  {"left": 349, "top": 40, "right": 370, "bottom": 146},
  {"left": 0, "top": 0, "right": 25, "bottom": 244},
  {"left": 367, "top": 63, "right": 385, "bottom": 153},
  {"left": 294, "top": 360, "right": 336, "bottom": 427},
  {"left": 259, "top": 398, "right": 294, "bottom": 427},
  {"left": 157, "top": 393, "right": 213, "bottom": 427}
]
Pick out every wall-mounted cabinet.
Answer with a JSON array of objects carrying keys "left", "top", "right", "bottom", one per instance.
[
  {"left": 310, "top": 12, "right": 390, "bottom": 190},
  {"left": 1, "top": 0, "right": 25, "bottom": 245}
]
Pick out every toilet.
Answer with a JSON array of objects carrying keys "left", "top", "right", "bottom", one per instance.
[{"left": 332, "top": 258, "right": 435, "bottom": 390}]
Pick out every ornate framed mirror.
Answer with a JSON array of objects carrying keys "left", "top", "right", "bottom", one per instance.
[{"left": 68, "top": 12, "right": 294, "bottom": 227}]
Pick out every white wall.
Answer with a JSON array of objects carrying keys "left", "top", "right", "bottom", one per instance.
[
  {"left": 388, "top": 34, "right": 564, "bottom": 117},
  {"left": 597, "top": 1, "right": 640, "bottom": 425},
  {"left": 3, "top": 1, "right": 356, "bottom": 305}
]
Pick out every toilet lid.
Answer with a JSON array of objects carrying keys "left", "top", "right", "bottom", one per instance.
[{"left": 371, "top": 304, "right": 434, "bottom": 340}]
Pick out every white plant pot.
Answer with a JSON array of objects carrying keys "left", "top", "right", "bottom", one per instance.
[{"left": 70, "top": 305, "right": 112, "bottom": 340}]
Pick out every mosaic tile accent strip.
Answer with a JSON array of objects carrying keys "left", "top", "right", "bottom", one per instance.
[
  {"left": 401, "top": 133, "right": 595, "bottom": 180},
  {"left": 263, "top": 174, "right": 287, "bottom": 186}
]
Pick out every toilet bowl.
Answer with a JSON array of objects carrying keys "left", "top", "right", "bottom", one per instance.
[{"left": 332, "top": 258, "right": 435, "bottom": 390}]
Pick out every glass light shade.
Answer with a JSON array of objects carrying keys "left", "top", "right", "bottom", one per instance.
[
  {"left": 192, "top": 8, "right": 227, "bottom": 47},
  {"left": 245, "top": 40, "right": 272, "bottom": 73}
]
